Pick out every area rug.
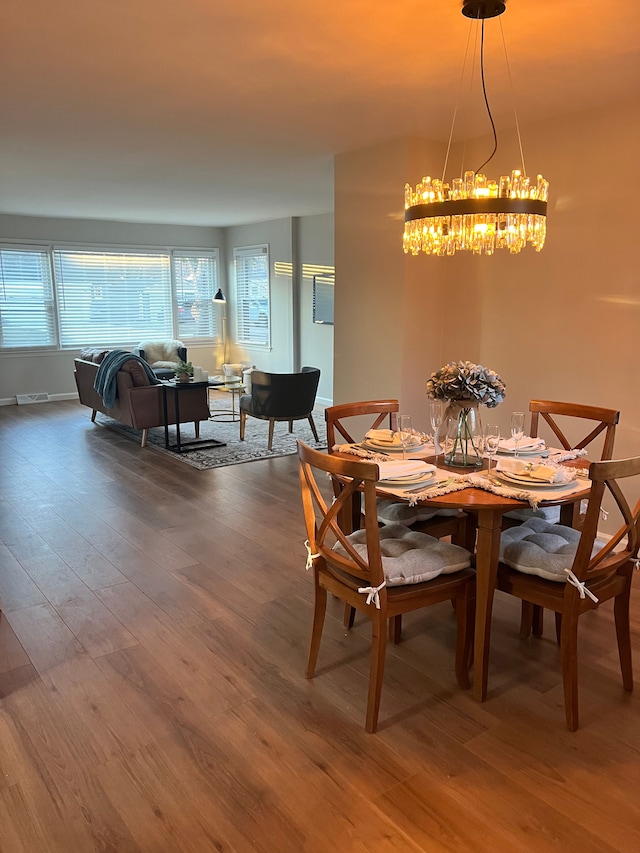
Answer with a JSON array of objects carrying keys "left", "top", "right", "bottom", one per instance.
[{"left": 91, "top": 396, "right": 326, "bottom": 470}]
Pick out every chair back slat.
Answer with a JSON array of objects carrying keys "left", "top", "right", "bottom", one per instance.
[
  {"left": 325, "top": 400, "right": 399, "bottom": 450},
  {"left": 529, "top": 400, "right": 619, "bottom": 460},
  {"left": 570, "top": 456, "right": 640, "bottom": 582}
]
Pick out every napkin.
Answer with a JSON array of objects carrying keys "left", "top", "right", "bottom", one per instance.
[
  {"left": 375, "top": 459, "right": 435, "bottom": 480},
  {"left": 497, "top": 436, "right": 546, "bottom": 452},
  {"left": 496, "top": 458, "right": 575, "bottom": 484},
  {"left": 365, "top": 428, "right": 401, "bottom": 446}
]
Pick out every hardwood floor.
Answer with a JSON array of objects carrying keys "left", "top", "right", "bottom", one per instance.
[{"left": 1, "top": 400, "right": 639, "bottom": 852}]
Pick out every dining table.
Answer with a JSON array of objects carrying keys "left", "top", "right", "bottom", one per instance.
[{"left": 336, "top": 439, "right": 592, "bottom": 702}]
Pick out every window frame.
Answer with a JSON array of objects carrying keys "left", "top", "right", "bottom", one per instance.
[{"left": 233, "top": 244, "right": 271, "bottom": 349}]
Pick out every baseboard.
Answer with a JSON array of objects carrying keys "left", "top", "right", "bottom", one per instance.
[{"left": 0, "top": 392, "right": 79, "bottom": 407}]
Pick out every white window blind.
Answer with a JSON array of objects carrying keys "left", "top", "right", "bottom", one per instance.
[
  {"left": 234, "top": 245, "right": 270, "bottom": 347},
  {"left": 173, "top": 253, "right": 219, "bottom": 340},
  {"left": 54, "top": 250, "right": 174, "bottom": 348},
  {"left": 0, "top": 248, "right": 56, "bottom": 349}
]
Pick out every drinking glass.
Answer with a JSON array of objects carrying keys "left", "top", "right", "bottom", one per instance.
[
  {"left": 397, "top": 414, "right": 413, "bottom": 460},
  {"left": 510, "top": 411, "right": 525, "bottom": 458},
  {"left": 484, "top": 423, "right": 500, "bottom": 470},
  {"left": 429, "top": 400, "right": 444, "bottom": 459}
]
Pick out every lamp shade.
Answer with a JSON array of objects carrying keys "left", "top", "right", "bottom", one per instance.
[{"left": 213, "top": 288, "right": 226, "bottom": 303}]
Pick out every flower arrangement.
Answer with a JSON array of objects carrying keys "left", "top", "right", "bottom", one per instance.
[{"left": 426, "top": 360, "right": 506, "bottom": 408}]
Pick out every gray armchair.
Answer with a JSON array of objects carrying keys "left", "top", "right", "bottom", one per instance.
[{"left": 239, "top": 366, "right": 321, "bottom": 449}]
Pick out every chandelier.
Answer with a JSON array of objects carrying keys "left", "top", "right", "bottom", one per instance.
[{"left": 403, "top": 0, "right": 548, "bottom": 257}]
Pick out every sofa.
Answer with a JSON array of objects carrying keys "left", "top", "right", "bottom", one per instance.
[{"left": 74, "top": 349, "right": 210, "bottom": 447}]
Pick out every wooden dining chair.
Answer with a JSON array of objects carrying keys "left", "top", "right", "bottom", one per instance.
[
  {"left": 496, "top": 455, "right": 640, "bottom": 730},
  {"left": 508, "top": 400, "right": 620, "bottom": 639},
  {"left": 326, "top": 400, "right": 469, "bottom": 636},
  {"left": 297, "top": 440, "right": 475, "bottom": 733},
  {"left": 325, "top": 400, "right": 467, "bottom": 539}
]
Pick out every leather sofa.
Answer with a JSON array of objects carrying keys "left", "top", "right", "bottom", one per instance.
[{"left": 74, "top": 350, "right": 210, "bottom": 447}]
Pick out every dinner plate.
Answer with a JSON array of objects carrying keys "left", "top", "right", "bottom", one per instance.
[
  {"left": 362, "top": 438, "right": 426, "bottom": 453},
  {"left": 496, "top": 447, "right": 549, "bottom": 458},
  {"left": 497, "top": 471, "right": 577, "bottom": 489},
  {"left": 379, "top": 470, "right": 435, "bottom": 486}
]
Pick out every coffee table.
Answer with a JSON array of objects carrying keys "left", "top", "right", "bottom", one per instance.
[{"left": 209, "top": 382, "right": 245, "bottom": 423}]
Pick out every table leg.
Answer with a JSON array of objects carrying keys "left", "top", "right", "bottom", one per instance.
[{"left": 473, "top": 507, "right": 502, "bottom": 702}]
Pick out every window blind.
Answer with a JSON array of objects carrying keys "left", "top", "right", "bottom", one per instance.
[
  {"left": 173, "top": 253, "right": 219, "bottom": 340},
  {"left": 234, "top": 245, "right": 270, "bottom": 347},
  {"left": 0, "top": 248, "right": 56, "bottom": 349}
]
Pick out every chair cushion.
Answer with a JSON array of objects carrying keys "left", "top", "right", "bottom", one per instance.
[
  {"left": 500, "top": 517, "right": 602, "bottom": 581},
  {"left": 503, "top": 506, "right": 561, "bottom": 524},
  {"left": 376, "top": 499, "right": 439, "bottom": 526},
  {"left": 80, "top": 347, "right": 110, "bottom": 364},
  {"left": 119, "top": 360, "right": 152, "bottom": 387},
  {"left": 334, "top": 523, "right": 471, "bottom": 586}
]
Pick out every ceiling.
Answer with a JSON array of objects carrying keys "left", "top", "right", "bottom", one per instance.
[{"left": 2, "top": 0, "right": 639, "bottom": 227}]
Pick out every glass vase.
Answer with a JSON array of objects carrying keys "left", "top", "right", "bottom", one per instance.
[{"left": 443, "top": 401, "right": 483, "bottom": 468}]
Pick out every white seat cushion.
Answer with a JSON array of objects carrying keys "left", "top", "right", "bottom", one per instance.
[
  {"left": 139, "top": 340, "right": 183, "bottom": 365},
  {"left": 500, "top": 517, "right": 603, "bottom": 581},
  {"left": 334, "top": 523, "right": 471, "bottom": 586}
]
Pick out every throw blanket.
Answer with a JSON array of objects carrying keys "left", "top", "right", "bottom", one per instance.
[{"left": 94, "top": 350, "right": 160, "bottom": 408}]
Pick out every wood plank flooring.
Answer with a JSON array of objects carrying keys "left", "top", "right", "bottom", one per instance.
[{"left": 1, "top": 400, "right": 639, "bottom": 852}]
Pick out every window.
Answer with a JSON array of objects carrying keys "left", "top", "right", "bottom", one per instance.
[
  {"left": 0, "top": 248, "right": 56, "bottom": 349},
  {"left": 0, "top": 244, "right": 220, "bottom": 351},
  {"left": 234, "top": 245, "right": 270, "bottom": 347},
  {"left": 174, "top": 253, "right": 219, "bottom": 340}
]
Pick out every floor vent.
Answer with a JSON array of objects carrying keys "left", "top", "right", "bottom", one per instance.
[{"left": 16, "top": 393, "right": 50, "bottom": 405}]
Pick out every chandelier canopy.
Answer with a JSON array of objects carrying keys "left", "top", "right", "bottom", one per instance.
[{"left": 403, "top": 0, "right": 548, "bottom": 257}]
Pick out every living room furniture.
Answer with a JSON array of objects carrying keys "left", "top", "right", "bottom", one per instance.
[
  {"left": 74, "top": 353, "right": 210, "bottom": 447},
  {"left": 162, "top": 381, "right": 226, "bottom": 453},
  {"left": 297, "top": 440, "right": 475, "bottom": 733},
  {"left": 209, "top": 382, "right": 245, "bottom": 423},
  {"left": 134, "top": 340, "right": 187, "bottom": 380},
  {"left": 239, "top": 367, "right": 320, "bottom": 450}
]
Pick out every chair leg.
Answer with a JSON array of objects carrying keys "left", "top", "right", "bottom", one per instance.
[
  {"left": 614, "top": 579, "right": 634, "bottom": 691},
  {"left": 194, "top": 421, "right": 200, "bottom": 438},
  {"left": 240, "top": 411, "right": 246, "bottom": 441},
  {"left": 343, "top": 603, "right": 355, "bottom": 630},
  {"left": 560, "top": 608, "right": 580, "bottom": 731},
  {"left": 268, "top": 419, "right": 275, "bottom": 450},
  {"left": 366, "top": 609, "right": 387, "bottom": 733},
  {"left": 389, "top": 615, "right": 402, "bottom": 644},
  {"left": 91, "top": 409, "right": 97, "bottom": 422},
  {"left": 306, "top": 581, "right": 327, "bottom": 679},
  {"left": 520, "top": 602, "right": 534, "bottom": 638},
  {"left": 455, "top": 589, "right": 474, "bottom": 690},
  {"left": 288, "top": 420, "right": 294, "bottom": 433},
  {"left": 308, "top": 414, "right": 320, "bottom": 443},
  {"left": 141, "top": 428, "right": 149, "bottom": 448},
  {"left": 555, "top": 612, "right": 562, "bottom": 645},
  {"left": 532, "top": 605, "right": 544, "bottom": 637}
]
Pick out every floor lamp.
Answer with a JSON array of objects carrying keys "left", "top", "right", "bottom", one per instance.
[{"left": 213, "top": 288, "right": 227, "bottom": 367}]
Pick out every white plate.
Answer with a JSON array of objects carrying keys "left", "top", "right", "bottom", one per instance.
[
  {"left": 379, "top": 470, "right": 436, "bottom": 486},
  {"left": 496, "top": 447, "right": 549, "bottom": 458},
  {"left": 362, "top": 438, "right": 426, "bottom": 453},
  {"left": 497, "top": 471, "right": 577, "bottom": 489}
]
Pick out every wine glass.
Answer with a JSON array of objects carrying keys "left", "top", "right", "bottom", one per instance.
[
  {"left": 429, "top": 400, "right": 444, "bottom": 460},
  {"left": 484, "top": 423, "right": 500, "bottom": 471},
  {"left": 510, "top": 411, "right": 525, "bottom": 458},
  {"left": 396, "top": 414, "right": 412, "bottom": 460}
]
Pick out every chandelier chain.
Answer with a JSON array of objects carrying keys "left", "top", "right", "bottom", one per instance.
[
  {"left": 475, "top": 18, "right": 498, "bottom": 175},
  {"left": 499, "top": 15, "right": 527, "bottom": 176}
]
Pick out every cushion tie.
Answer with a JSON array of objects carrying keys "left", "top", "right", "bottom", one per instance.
[
  {"left": 564, "top": 568, "right": 599, "bottom": 604},
  {"left": 304, "top": 539, "right": 320, "bottom": 571},
  {"left": 358, "top": 580, "right": 386, "bottom": 609}
]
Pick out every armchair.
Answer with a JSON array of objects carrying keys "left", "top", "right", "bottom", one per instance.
[
  {"left": 134, "top": 340, "right": 187, "bottom": 380},
  {"left": 239, "top": 366, "right": 321, "bottom": 450}
]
